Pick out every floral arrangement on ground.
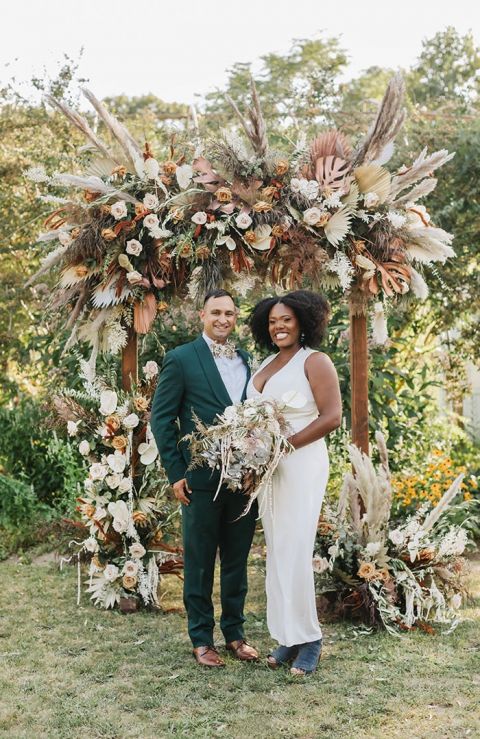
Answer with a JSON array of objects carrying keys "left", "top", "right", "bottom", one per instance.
[
  {"left": 54, "top": 357, "right": 182, "bottom": 610},
  {"left": 314, "top": 433, "right": 472, "bottom": 634}
]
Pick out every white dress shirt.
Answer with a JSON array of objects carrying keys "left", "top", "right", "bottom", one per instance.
[{"left": 202, "top": 332, "right": 247, "bottom": 404}]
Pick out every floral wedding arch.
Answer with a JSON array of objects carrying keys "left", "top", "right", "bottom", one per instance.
[{"left": 26, "top": 75, "right": 457, "bottom": 611}]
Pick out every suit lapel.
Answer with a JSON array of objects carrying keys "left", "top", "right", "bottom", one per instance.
[{"left": 193, "top": 336, "right": 233, "bottom": 407}]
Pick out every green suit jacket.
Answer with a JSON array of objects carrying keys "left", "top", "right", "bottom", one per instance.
[{"left": 150, "top": 335, "right": 251, "bottom": 491}]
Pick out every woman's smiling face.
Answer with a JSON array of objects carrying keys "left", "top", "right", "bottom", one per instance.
[{"left": 268, "top": 302, "right": 301, "bottom": 348}]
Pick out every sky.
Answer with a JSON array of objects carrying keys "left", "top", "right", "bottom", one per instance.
[{"left": 1, "top": 0, "right": 479, "bottom": 104}]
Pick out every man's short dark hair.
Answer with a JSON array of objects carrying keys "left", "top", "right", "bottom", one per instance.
[{"left": 203, "top": 288, "right": 235, "bottom": 306}]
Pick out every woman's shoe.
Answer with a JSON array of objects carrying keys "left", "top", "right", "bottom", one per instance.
[
  {"left": 266, "top": 644, "right": 299, "bottom": 669},
  {"left": 290, "top": 639, "right": 322, "bottom": 675}
]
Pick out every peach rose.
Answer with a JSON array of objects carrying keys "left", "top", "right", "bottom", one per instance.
[
  {"left": 275, "top": 160, "right": 289, "bottom": 176},
  {"left": 163, "top": 161, "right": 177, "bottom": 175},
  {"left": 122, "top": 575, "right": 138, "bottom": 590},
  {"left": 215, "top": 187, "right": 233, "bottom": 203},
  {"left": 357, "top": 561, "right": 378, "bottom": 581},
  {"left": 106, "top": 415, "right": 121, "bottom": 431},
  {"left": 244, "top": 230, "right": 257, "bottom": 244},
  {"left": 252, "top": 201, "right": 273, "bottom": 213},
  {"left": 101, "top": 228, "right": 117, "bottom": 242},
  {"left": 133, "top": 396, "right": 149, "bottom": 412},
  {"left": 112, "top": 435, "right": 128, "bottom": 450},
  {"left": 132, "top": 511, "right": 148, "bottom": 525}
]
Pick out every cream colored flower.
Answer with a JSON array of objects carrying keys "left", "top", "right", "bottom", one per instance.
[
  {"left": 126, "top": 271, "right": 143, "bottom": 285},
  {"left": 67, "top": 420, "right": 79, "bottom": 437},
  {"left": 143, "top": 361, "right": 159, "bottom": 379},
  {"left": 78, "top": 440, "right": 90, "bottom": 456},
  {"left": 99, "top": 390, "right": 118, "bottom": 415},
  {"left": 107, "top": 451, "right": 127, "bottom": 473},
  {"left": 235, "top": 213, "right": 252, "bottom": 230},
  {"left": 129, "top": 542, "right": 146, "bottom": 559},
  {"left": 126, "top": 239, "right": 143, "bottom": 256},
  {"left": 123, "top": 413, "right": 140, "bottom": 430},
  {"left": 191, "top": 211, "right": 208, "bottom": 225},
  {"left": 104, "top": 564, "right": 120, "bottom": 582},
  {"left": 111, "top": 201, "right": 128, "bottom": 220},
  {"left": 123, "top": 560, "right": 139, "bottom": 577},
  {"left": 176, "top": 164, "right": 194, "bottom": 190},
  {"left": 143, "top": 193, "right": 159, "bottom": 210},
  {"left": 89, "top": 463, "right": 108, "bottom": 481},
  {"left": 143, "top": 213, "right": 159, "bottom": 230},
  {"left": 144, "top": 158, "right": 160, "bottom": 180},
  {"left": 303, "top": 207, "right": 323, "bottom": 226},
  {"left": 108, "top": 500, "right": 130, "bottom": 534}
]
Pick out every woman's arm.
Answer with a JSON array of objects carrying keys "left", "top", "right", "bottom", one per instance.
[{"left": 288, "top": 352, "right": 342, "bottom": 450}]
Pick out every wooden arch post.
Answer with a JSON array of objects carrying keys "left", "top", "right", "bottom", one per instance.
[
  {"left": 349, "top": 301, "right": 369, "bottom": 456},
  {"left": 121, "top": 326, "right": 138, "bottom": 392}
]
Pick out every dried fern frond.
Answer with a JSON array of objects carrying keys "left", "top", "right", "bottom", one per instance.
[
  {"left": 389, "top": 148, "right": 455, "bottom": 199},
  {"left": 226, "top": 77, "right": 268, "bottom": 159},
  {"left": 351, "top": 74, "right": 406, "bottom": 169},
  {"left": 45, "top": 95, "right": 115, "bottom": 162}
]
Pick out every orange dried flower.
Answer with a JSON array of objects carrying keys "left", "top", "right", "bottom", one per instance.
[
  {"left": 275, "top": 160, "right": 289, "bottom": 176},
  {"left": 112, "top": 435, "right": 127, "bottom": 450},
  {"left": 244, "top": 230, "right": 257, "bottom": 244},
  {"left": 252, "top": 201, "right": 273, "bottom": 213},
  {"left": 101, "top": 228, "right": 117, "bottom": 242},
  {"left": 74, "top": 265, "right": 89, "bottom": 278},
  {"left": 133, "top": 396, "right": 149, "bottom": 412},
  {"left": 215, "top": 187, "right": 233, "bottom": 203},
  {"left": 133, "top": 511, "right": 148, "bottom": 525},
  {"left": 163, "top": 161, "right": 177, "bottom": 175},
  {"left": 357, "top": 561, "right": 377, "bottom": 581},
  {"left": 122, "top": 575, "right": 138, "bottom": 590},
  {"left": 106, "top": 414, "right": 121, "bottom": 431}
]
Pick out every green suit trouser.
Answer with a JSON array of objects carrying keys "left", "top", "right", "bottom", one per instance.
[{"left": 182, "top": 486, "right": 257, "bottom": 648}]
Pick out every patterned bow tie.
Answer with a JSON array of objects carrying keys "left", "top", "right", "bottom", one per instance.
[{"left": 210, "top": 339, "right": 237, "bottom": 360}]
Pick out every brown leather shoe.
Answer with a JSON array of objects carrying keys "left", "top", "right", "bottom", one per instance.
[
  {"left": 192, "top": 646, "right": 225, "bottom": 668},
  {"left": 225, "top": 639, "right": 259, "bottom": 661}
]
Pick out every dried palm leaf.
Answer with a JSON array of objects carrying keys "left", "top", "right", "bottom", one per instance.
[
  {"left": 315, "top": 156, "right": 351, "bottom": 191},
  {"left": 81, "top": 88, "right": 145, "bottom": 178},
  {"left": 92, "top": 280, "right": 131, "bottom": 308},
  {"left": 60, "top": 265, "right": 101, "bottom": 288},
  {"left": 389, "top": 148, "right": 455, "bottom": 199},
  {"left": 324, "top": 206, "right": 354, "bottom": 247},
  {"left": 133, "top": 292, "right": 157, "bottom": 334},
  {"left": 342, "top": 181, "right": 359, "bottom": 209},
  {"left": 351, "top": 74, "right": 406, "bottom": 168},
  {"left": 310, "top": 130, "right": 352, "bottom": 163},
  {"left": 354, "top": 164, "right": 391, "bottom": 203},
  {"left": 226, "top": 78, "right": 268, "bottom": 159},
  {"left": 86, "top": 156, "right": 121, "bottom": 179},
  {"left": 45, "top": 95, "right": 115, "bottom": 162}
]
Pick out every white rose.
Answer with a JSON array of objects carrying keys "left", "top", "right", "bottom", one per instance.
[
  {"left": 106, "top": 473, "right": 122, "bottom": 490},
  {"left": 89, "top": 463, "right": 108, "bottom": 481},
  {"left": 143, "top": 360, "right": 159, "bottom": 379},
  {"left": 364, "top": 192, "right": 380, "bottom": 208},
  {"left": 144, "top": 158, "right": 160, "bottom": 180},
  {"left": 191, "top": 211, "right": 208, "bottom": 225},
  {"left": 389, "top": 528, "right": 404, "bottom": 546},
  {"left": 83, "top": 536, "right": 98, "bottom": 553},
  {"left": 99, "top": 390, "right": 118, "bottom": 415},
  {"left": 143, "top": 193, "right": 159, "bottom": 210},
  {"left": 129, "top": 542, "right": 146, "bottom": 559},
  {"left": 103, "top": 564, "right": 120, "bottom": 582},
  {"left": 290, "top": 178, "right": 302, "bottom": 193},
  {"left": 235, "top": 213, "right": 253, "bottom": 230},
  {"left": 110, "top": 201, "right": 128, "bottom": 220},
  {"left": 365, "top": 542, "right": 382, "bottom": 557},
  {"left": 67, "top": 420, "right": 79, "bottom": 437},
  {"left": 123, "top": 413, "right": 140, "bottom": 430},
  {"left": 58, "top": 230, "right": 73, "bottom": 246},
  {"left": 312, "top": 555, "right": 329, "bottom": 574},
  {"left": 303, "top": 207, "right": 323, "bottom": 226},
  {"left": 126, "top": 270, "right": 143, "bottom": 285},
  {"left": 122, "top": 560, "right": 139, "bottom": 577},
  {"left": 126, "top": 239, "right": 143, "bottom": 256},
  {"left": 78, "top": 440, "right": 90, "bottom": 456},
  {"left": 118, "top": 476, "right": 133, "bottom": 493},
  {"left": 143, "top": 213, "right": 159, "bottom": 230},
  {"left": 107, "top": 451, "right": 127, "bottom": 474}
]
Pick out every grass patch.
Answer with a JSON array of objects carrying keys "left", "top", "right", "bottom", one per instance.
[{"left": 0, "top": 554, "right": 479, "bottom": 738}]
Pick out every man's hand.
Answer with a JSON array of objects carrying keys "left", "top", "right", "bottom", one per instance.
[{"left": 172, "top": 478, "right": 191, "bottom": 506}]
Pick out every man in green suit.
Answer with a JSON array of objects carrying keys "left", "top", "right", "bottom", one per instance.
[{"left": 151, "top": 289, "right": 258, "bottom": 667}]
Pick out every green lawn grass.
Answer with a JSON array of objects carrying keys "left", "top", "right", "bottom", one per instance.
[{"left": 1, "top": 553, "right": 479, "bottom": 739}]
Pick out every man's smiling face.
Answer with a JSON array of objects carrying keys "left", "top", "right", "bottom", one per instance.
[{"left": 200, "top": 295, "right": 237, "bottom": 343}]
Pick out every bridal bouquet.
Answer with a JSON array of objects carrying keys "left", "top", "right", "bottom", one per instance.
[{"left": 185, "top": 396, "right": 294, "bottom": 513}]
